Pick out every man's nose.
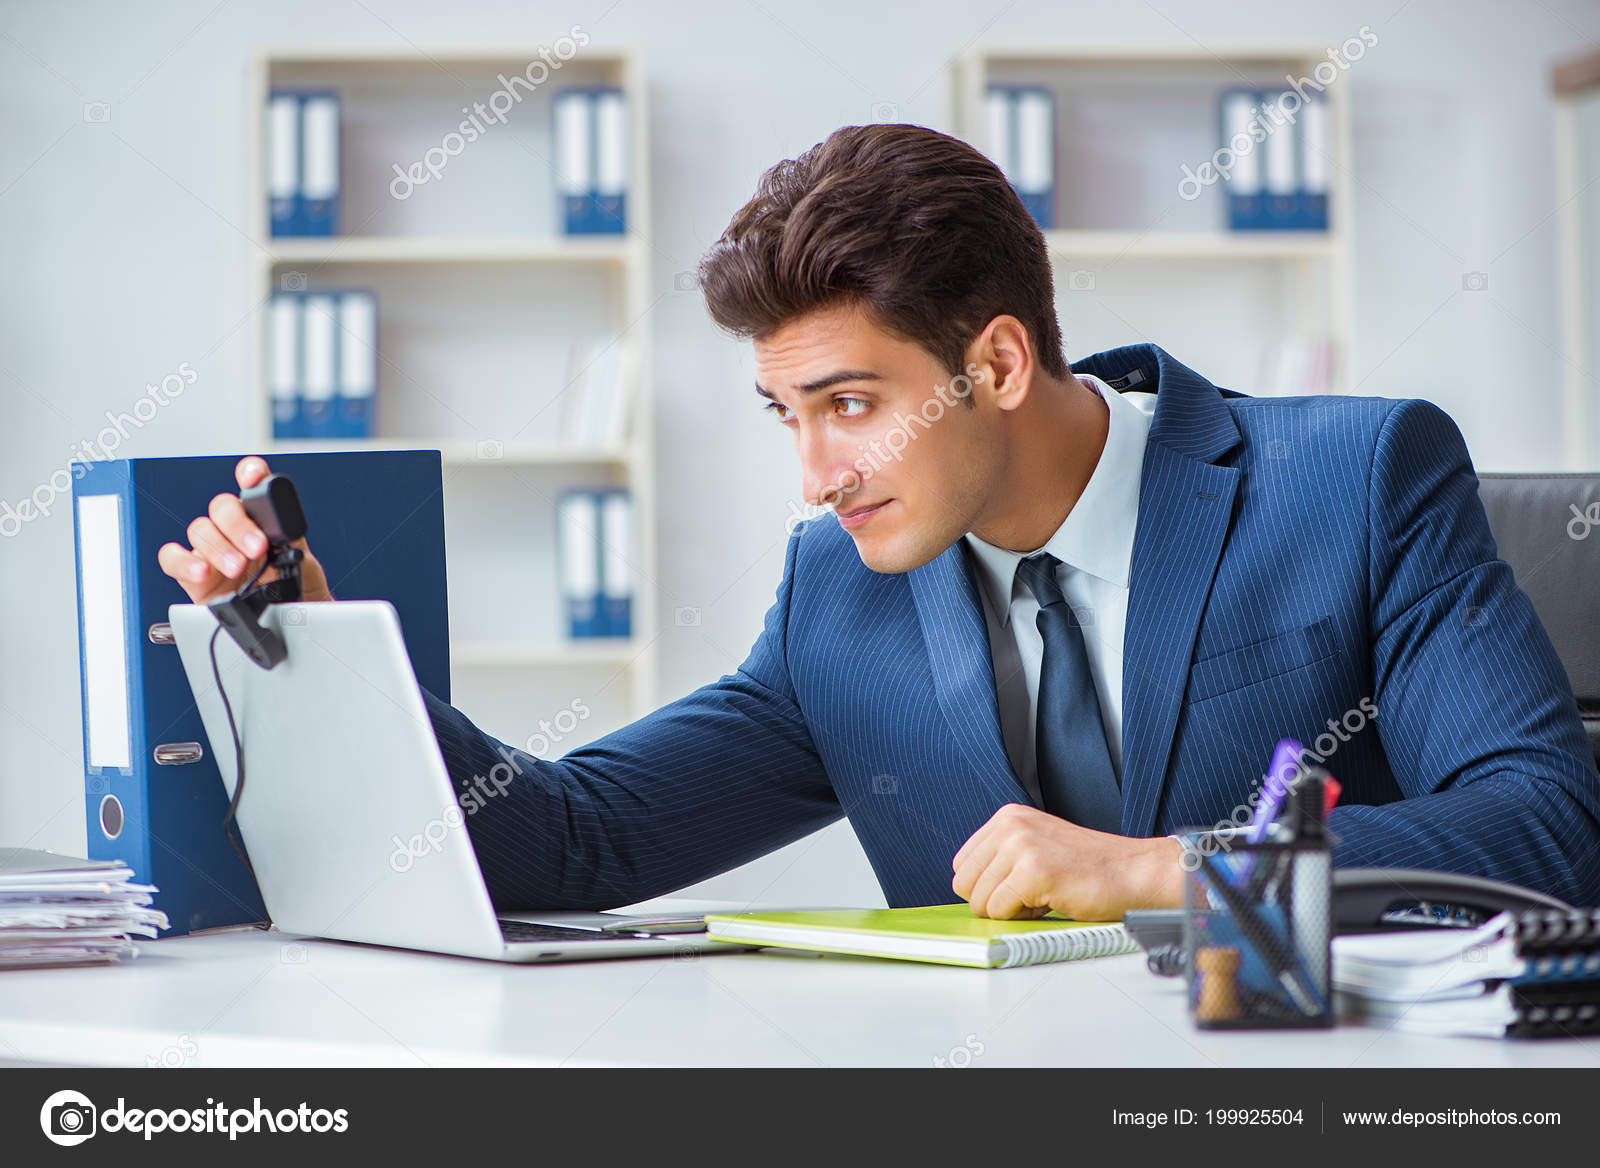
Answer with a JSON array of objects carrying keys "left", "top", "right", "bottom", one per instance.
[{"left": 797, "top": 428, "right": 858, "bottom": 508}]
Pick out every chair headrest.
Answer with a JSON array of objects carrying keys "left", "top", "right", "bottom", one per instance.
[{"left": 1477, "top": 473, "right": 1600, "bottom": 709}]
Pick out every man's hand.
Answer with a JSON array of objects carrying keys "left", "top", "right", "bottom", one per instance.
[
  {"left": 156, "top": 457, "right": 332, "bottom": 605},
  {"left": 952, "top": 803, "right": 1183, "bottom": 921}
]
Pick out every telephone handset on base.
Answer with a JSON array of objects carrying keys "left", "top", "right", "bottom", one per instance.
[
  {"left": 1125, "top": 867, "right": 1578, "bottom": 960},
  {"left": 1330, "top": 867, "right": 1573, "bottom": 932}
]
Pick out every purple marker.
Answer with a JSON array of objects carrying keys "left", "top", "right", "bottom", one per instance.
[{"left": 1247, "top": 738, "right": 1306, "bottom": 845}]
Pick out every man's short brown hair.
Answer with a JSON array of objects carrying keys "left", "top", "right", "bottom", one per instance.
[{"left": 696, "top": 123, "right": 1069, "bottom": 381}]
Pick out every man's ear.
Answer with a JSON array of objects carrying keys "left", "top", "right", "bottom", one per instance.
[{"left": 967, "top": 316, "right": 1034, "bottom": 413}]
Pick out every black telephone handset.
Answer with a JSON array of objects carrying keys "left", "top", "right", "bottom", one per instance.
[{"left": 1331, "top": 867, "right": 1574, "bottom": 932}]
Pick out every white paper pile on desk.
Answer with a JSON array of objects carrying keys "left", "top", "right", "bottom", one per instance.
[
  {"left": 0, "top": 847, "right": 168, "bottom": 969},
  {"left": 1334, "top": 910, "right": 1600, "bottom": 1038}
]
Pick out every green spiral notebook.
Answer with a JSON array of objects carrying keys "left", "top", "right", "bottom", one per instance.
[{"left": 703, "top": 903, "right": 1137, "bottom": 968}]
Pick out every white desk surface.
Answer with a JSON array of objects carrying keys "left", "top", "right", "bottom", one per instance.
[{"left": 2, "top": 899, "right": 1598, "bottom": 1068}]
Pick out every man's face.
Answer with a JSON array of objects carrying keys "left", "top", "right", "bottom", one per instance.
[{"left": 754, "top": 302, "right": 1004, "bottom": 574}]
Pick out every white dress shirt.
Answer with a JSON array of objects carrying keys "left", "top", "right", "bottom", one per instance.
[{"left": 962, "top": 374, "right": 1157, "bottom": 806}]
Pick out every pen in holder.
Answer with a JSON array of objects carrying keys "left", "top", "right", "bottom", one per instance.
[{"left": 1178, "top": 777, "right": 1334, "bottom": 1029}]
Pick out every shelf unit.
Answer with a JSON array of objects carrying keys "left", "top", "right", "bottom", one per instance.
[
  {"left": 953, "top": 46, "right": 1355, "bottom": 396},
  {"left": 1554, "top": 47, "right": 1600, "bottom": 469},
  {"left": 247, "top": 47, "right": 656, "bottom": 747},
  {"left": 268, "top": 437, "right": 639, "bottom": 466},
  {"left": 265, "top": 236, "right": 639, "bottom": 265}
]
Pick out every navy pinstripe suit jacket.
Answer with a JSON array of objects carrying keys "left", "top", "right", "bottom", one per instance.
[{"left": 426, "top": 343, "right": 1600, "bottom": 910}]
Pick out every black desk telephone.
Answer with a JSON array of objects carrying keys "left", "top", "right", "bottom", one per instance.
[
  {"left": 1124, "top": 867, "right": 1576, "bottom": 956},
  {"left": 1328, "top": 867, "right": 1572, "bottom": 932}
]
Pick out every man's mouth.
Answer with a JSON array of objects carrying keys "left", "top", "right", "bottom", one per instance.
[{"left": 836, "top": 500, "right": 891, "bottom": 529}]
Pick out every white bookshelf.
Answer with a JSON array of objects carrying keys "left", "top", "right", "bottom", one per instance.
[
  {"left": 1044, "top": 229, "right": 1339, "bottom": 261},
  {"left": 247, "top": 47, "right": 657, "bottom": 747},
  {"left": 265, "top": 236, "right": 638, "bottom": 265},
  {"left": 1553, "top": 48, "right": 1600, "bottom": 469},
  {"left": 953, "top": 46, "right": 1355, "bottom": 397},
  {"left": 449, "top": 639, "right": 649, "bottom": 668},
  {"left": 268, "top": 437, "right": 639, "bottom": 466}
]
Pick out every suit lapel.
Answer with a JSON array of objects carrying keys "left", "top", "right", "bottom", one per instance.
[
  {"left": 907, "top": 543, "right": 1031, "bottom": 805},
  {"left": 1119, "top": 444, "right": 1240, "bottom": 835},
  {"left": 1081, "top": 345, "right": 1244, "bottom": 837}
]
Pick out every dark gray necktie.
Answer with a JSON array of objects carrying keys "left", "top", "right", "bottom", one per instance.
[{"left": 1016, "top": 552, "right": 1122, "bottom": 832}]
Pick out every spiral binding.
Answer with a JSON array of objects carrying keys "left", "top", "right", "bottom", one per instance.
[
  {"left": 997, "top": 923, "right": 1139, "bottom": 968},
  {"left": 1514, "top": 907, "right": 1600, "bottom": 952},
  {"left": 1507, "top": 983, "right": 1600, "bottom": 1037}
]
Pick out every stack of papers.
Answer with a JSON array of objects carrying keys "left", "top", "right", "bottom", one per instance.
[
  {"left": 1333, "top": 915, "right": 1523, "bottom": 1036},
  {"left": 1333, "top": 911, "right": 1600, "bottom": 1038},
  {"left": 0, "top": 847, "right": 168, "bottom": 969}
]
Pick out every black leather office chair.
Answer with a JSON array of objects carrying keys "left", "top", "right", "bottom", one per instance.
[{"left": 1477, "top": 473, "right": 1600, "bottom": 765}]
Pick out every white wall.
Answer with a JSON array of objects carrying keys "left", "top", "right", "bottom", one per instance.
[{"left": 1, "top": 0, "right": 1595, "bottom": 909}]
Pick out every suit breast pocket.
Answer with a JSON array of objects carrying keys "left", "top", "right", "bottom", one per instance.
[{"left": 1186, "top": 616, "right": 1339, "bottom": 704}]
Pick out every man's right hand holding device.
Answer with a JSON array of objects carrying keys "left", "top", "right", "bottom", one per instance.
[{"left": 156, "top": 457, "right": 334, "bottom": 604}]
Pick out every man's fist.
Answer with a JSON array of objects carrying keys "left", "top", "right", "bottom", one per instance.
[
  {"left": 952, "top": 803, "right": 1183, "bottom": 922},
  {"left": 156, "top": 457, "right": 332, "bottom": 605}
]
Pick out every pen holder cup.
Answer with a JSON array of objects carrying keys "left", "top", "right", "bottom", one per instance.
[{"left": 1177, "top": 827, "right": 1333, "bottom": 1030}]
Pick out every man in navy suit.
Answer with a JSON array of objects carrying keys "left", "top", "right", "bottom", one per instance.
[{"left": 161, "top": 125, "right": 1600, "bottom": 917}]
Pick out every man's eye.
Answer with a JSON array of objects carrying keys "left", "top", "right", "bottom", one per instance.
[
  {"left": 764, "top": 401, "right": 793, "bottom": 423},
  {"left": 834, "top": 397, "right": 868, "bottom": 418}
]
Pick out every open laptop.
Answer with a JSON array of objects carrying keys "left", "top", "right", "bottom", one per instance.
[{"left": 168, "top": 600, "right": 737, "bottom": 963}]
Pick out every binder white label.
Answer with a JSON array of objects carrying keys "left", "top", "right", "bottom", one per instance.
[
  {"left": 1301, "top": 97, "right": 1329, "bottom": 194},
  {"left": 558, "top": 492, "right": 600, "bottom": 597},
  {"left": 338, "top": 292, "right": 377, "bottom": 400},
  {"left": 984, "top": 89, "right": 1013, "bottom": 180},
  {"left": 1263, "top": 105, "right": 1297, "bottom": 196},
  {"left": 300, "top": 95, "right": 341, "bottom": 201},
  {"left": 266, "top": 94, "right": 299, "bottom": 199},
  {"left": 555, "top": 91, "right": 592, "bottom": 196},
  {"left": 594, "top": 90, "right": 627, "bottom": 196},
  {"left": 599, "top": 492, "right": 632, "bottom": 601},
  {"left": 268, "top": 294, "right": 300, "bottom": 402},
  {"left": 301, "top": 294, "right": 338, "bottom": 403},
  {"left": 1013, "top": 90, "right": 1053, "bottom": 194},
  {"left": 77, "top": 494, "right": 132, "bottom": 771},
  {"left": 1220, "top": 91, "right": 1262, "bottom": 192}
]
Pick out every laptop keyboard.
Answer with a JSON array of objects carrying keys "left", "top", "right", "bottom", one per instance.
[{"left": 497, "top": 919, "right": 652, "bottom": 944}]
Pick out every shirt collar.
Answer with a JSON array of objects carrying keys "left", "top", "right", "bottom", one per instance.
[{"left": 963, "top": 372, "right": 1154, "bottom": 625}]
